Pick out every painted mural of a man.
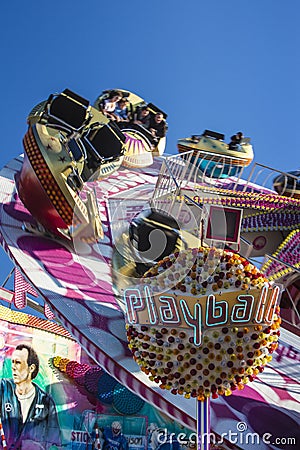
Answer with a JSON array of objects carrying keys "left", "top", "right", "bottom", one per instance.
[{"left": 0, "top": 344, "right": 61, "bottom": 449}]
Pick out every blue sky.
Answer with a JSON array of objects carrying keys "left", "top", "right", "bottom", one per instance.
[
  {"left": 0, "top": 0, "right": 299, "bottom": 282},
  {"left": 0, "top": 0, "right": 299, "bottom": 171}
]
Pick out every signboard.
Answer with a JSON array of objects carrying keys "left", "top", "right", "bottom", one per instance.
[
  {"left": 204, "top": 205, "right": 243, "bottom": 245},
  {"left": 124, "top": 285, "right": 280, "bottom": 346}
]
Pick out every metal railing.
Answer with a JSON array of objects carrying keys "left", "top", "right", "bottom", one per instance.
[
  {"left": 153, "top": 152, "right": 300, "bottom": 200},
  {"left": 233, "top": 162, "right": 300, "bottom": 195}
]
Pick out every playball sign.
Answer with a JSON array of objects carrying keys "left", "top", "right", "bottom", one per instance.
[
  {"left": 124, "top": 284, "right": 280, "bottom": 346},
  {"left": 124, "top": 247, "right": 281, "bottom": 400}
]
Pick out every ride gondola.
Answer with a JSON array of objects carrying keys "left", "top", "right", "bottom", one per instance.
[
  {"left": 17, "top": 88, "right": 126, "bottom": 242},
  {"left": 94, "top": 89, "right": 168, "bottom": 167},
  {"left": 273, "top": 170, "right": 300, "bottom": 199},
  {"left": 177, "top": 129, "right": 254, "bottom": 178}
]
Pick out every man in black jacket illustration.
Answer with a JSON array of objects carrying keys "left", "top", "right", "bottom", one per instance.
[{"left": 0, "top": 344, "right": 61, "bottom": 449}]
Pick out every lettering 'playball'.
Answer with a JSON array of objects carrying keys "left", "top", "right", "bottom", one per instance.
[{"left": 125, "top": 247, "right": 281, "bottom": 400}]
